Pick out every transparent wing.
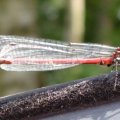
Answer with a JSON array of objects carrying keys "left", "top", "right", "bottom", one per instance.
[
  {"left": 0, "top": 35, "right": 116, "bottom": 71},
  {"left": 69, "top": 43, "right": 116, "bottom": 58},
  {"left": 0, "top": 35, "right": 79, "bottom": 71},
  {"left": 1, "top": 64, "right": 78, "bottom": 71}
]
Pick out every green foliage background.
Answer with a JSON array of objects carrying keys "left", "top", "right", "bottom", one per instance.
[{"left": 0, "top": 0, "right": 120, "bottom": 96}]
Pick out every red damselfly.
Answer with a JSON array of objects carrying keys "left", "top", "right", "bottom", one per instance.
[{"left": 0, "top": 35, "right": 119, "bottom": 89}]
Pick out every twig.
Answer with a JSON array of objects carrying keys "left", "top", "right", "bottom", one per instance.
[{"left": 0, "top": 72, "right": 120, "bottom": 120}]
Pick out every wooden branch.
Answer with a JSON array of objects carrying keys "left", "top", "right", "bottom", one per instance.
[{"left": 0, "top": 72, "right": 120, "bottom": 120}]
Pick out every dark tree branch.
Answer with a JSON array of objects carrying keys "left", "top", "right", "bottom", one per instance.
[{"left": 0, "top": 72, "right": 120, "bottom": 120}]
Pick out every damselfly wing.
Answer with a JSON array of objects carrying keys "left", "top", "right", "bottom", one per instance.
[{"left": 0, "top": 35, "right": 117, "bottom": 71}]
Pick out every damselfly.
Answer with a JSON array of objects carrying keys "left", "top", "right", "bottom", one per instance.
[{"left": 0, "top": 35, "right": 119, "bottom": 72}]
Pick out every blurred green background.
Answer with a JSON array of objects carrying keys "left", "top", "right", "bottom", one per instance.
[{"left": 0, "top": 0, "right": 120, "bottom": 96}]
